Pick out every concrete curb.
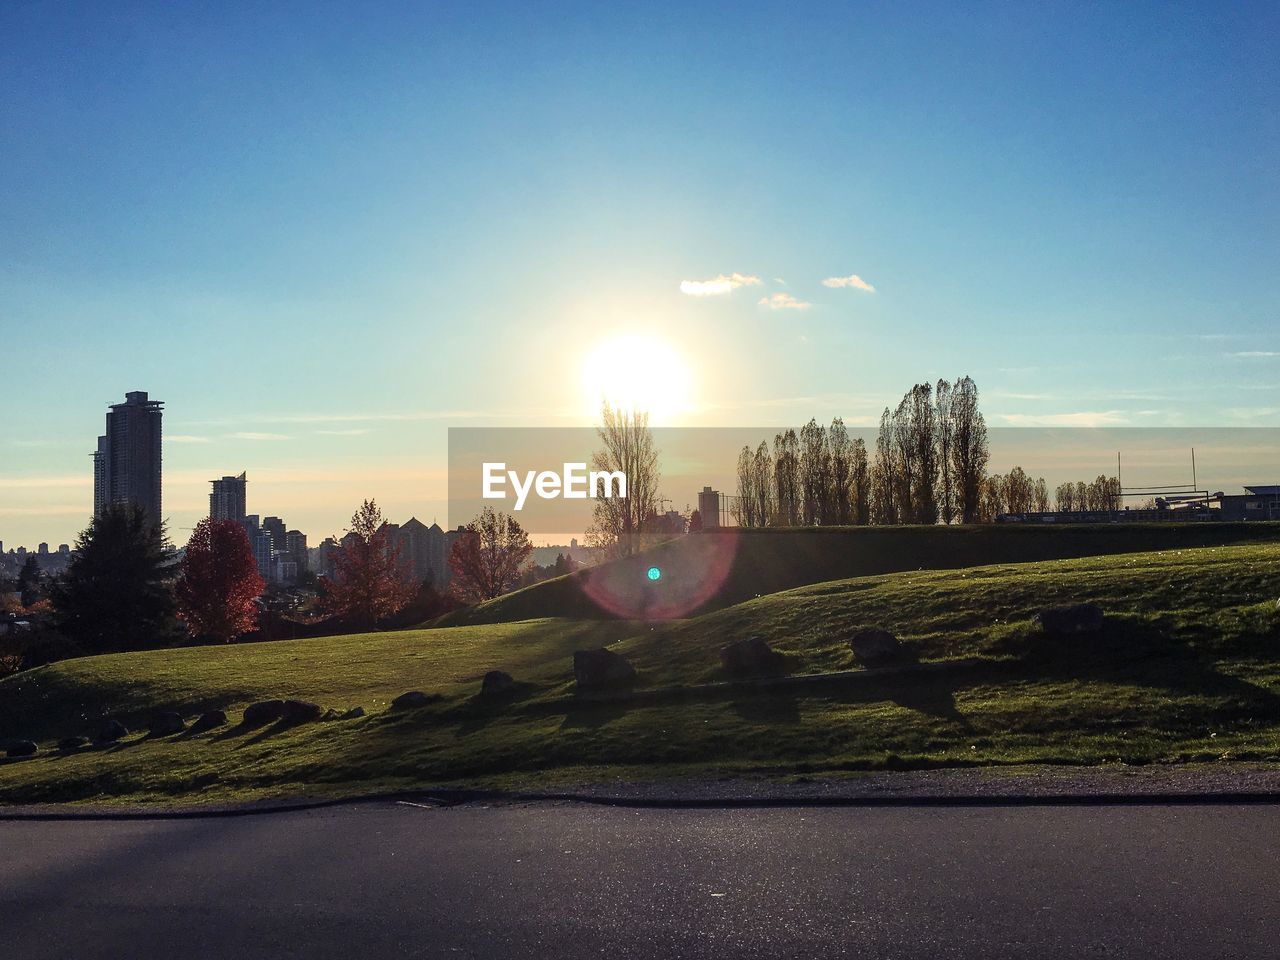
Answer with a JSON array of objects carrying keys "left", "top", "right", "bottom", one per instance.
[{"left": 5, "top": 784, "right": 1280, "bottom": 821}]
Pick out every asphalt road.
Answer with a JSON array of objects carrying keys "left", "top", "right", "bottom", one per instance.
[{"left": 3, "top": 801, "right": 1278, "bottom": 959}]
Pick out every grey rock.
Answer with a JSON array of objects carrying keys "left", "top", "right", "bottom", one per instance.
[
  {"left": 850, "top": 628, "right": 904, "bottom": 666},
  {"left": 189, "top": 710, "right": 227, "bottom": 733},
  {"left": 58, "top": 736, "right": 90, "bottom": 751},
  {"left": 6, "top": 740, "right": 37, "bottom": 758},
  {"left": 480, "top": 670, "right": 517, "bottom": 696},
  {"left": 95, "top": 720, "right": 128, "bottom": 744},
  {"left": 242, "top": 700, "right": 286, "bottom": 726},
  {"left": 148, "top": 712, "right": 186, "bottom": 736},
  {"left": 719, "top": 637, "right": 787, "bottom": 676},
  {"left": 573, "top": 648, "right": 637, "bottom": 689},
  {"left": 342, "top": 706, "right": 366, "bottom": 719},
  {"left": 1034, "top": 603, "right": 1105, "bottom": 636}
]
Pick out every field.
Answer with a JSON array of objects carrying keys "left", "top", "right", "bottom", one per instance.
[{"left": 2, "top": 531, "right": 1279, "bottom": 806}]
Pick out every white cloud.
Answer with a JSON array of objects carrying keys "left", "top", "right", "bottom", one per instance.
[
  {"left": 679, "top": 273, "right": 762, "bottom": 296},
  {"left": 1227, "top": 351, "right": 1280, "bottom": 358},
  {"left": 998, "top": 411, "right": 1129, "bottom": 427},
  {"left": 167, "top": 434, "right": 211, "bottom": 444},
  {"left": 227, "top": 431, "right": 292, "bottom": 441},
  {"left": 822, "top": 274, "right": 876, "bottom": 292},
  {"left": 758, "top": 292, "right": 811, "bottom": 310},
  {"left": 1226, "top": 407, "right": 1280, "bottom": 421}
]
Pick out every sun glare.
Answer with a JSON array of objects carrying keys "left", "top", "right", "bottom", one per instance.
[{"left": 581, "top": 333, "right": 693, "bottom": 423}]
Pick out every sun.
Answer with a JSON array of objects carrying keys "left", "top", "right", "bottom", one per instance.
[{"left": 581, "top": 333, "right": 693, "bottom": 423}]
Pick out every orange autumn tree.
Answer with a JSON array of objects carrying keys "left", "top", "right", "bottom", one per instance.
[
  {"left": 176, "top": 518, "right": 265, "bottom": 643},
  {"left": 321, "top": 499, "right": 415, "bottom": 628}
]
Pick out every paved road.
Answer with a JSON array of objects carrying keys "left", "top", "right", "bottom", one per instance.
[{"left": 3, "top": 801, "right": 1278, "bottom": 959}]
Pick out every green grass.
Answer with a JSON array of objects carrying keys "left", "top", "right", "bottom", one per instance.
[
  {"left": 440, "top": 522, "right": 1280, "bottom": 625},
  {"left": 1, "top": 539, "right": 1278, "bottom": 805}
]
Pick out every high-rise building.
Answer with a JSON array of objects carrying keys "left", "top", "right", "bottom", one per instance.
[
  {"left": 242, "top": 515, "right": 275, "bottom": 580},
  {"left": 262, "top": 516, "right": 287, "bottom": 550},
  {"left": 210, "top": 473, "right": 248, "bottom": 523},
  {"left": 92, "top": 391, "right": 163, "bottom": 527},
  {"left": 285, "top": 530, "right": 308, "bottom": 574}
]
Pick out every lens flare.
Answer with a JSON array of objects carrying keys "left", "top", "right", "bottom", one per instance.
[{"left": 578, "top": 531, "right": 740, "bottom": 620}]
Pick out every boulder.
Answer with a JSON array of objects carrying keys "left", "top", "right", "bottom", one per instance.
[
  {"left": 391, "top": 691, "right": 437, "bottom": 710},
  {"left": 480, "top": 670, "right": 517, "bottom": 696},
  {"left": 849, "top": 628, "right": 904, "bottom": 665},
  {"left": 342, "top": 706, "right": 366, "bottom": 720},
  {"left": 719, "top": 637, "right": 787, "bottom": 676},
  {"left": 189, "top": 710, "right": 228, "bottom": 733},
  {"left": 242, "top": 700, "right": 286, "bottom": 726},
  {"left": 6, "top": 740, "right": 37, "bottom": 758},
  {"left": 1034, "top": 603, "right": 1105, "bottom": 636},
  {"left": 148, "top": 712, "right": 186, "bottom": 736},
  {"left": 280, "top": 699, "right": 323, "bottom": 723},
  {"left": 95, "top": 720, "right": 128, "bottom": 744},
  {"left": 58, "top": 736, "right": 90, "bottom": 751},
  {"left": 573, "top": 648, "right": 637, "bottom": 689}
]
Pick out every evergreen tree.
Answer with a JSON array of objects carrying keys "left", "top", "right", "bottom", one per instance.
[
  {"left": 51, "top": 504, "right": 178, "bottom": 653},
  {"left": 17, "top": 555, "right": 41, "bottom": 607}
]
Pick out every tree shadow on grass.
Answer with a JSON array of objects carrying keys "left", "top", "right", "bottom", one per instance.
[
  {"left": 451, "top": 684, "right": 541, "bottom": 736},
  {"left": 730, "top": 691, "right": 801, "bottom": 725},
  {"left": 1001, "top": 614, "right": 1280, "bottom": 717},
  {"left": 558, "top": 698, "right": 632, "bottom": 731}
]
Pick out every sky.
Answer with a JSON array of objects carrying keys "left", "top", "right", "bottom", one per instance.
[{"left": 1, "top": 1, "right": 1277, "bottom": 547}]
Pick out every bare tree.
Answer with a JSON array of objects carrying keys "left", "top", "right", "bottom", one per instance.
[
  {"left": 851, "top": 436, "right": 871, "bottom": 525},
  {"left": 936, "top": 378, "right": 956, "bottom": 524},
  {"left": 799, "top": 418, "right": 831, "bottom": 525},
  {"left": 828, "top": 418, "right": 853, "bottom": 524},
  {"left": 871, "top": 408, "right": 898, "bottom": 524},
  {"left": 890, "top": 396, "right": 916, "bottom": 522},
  {"left": 586, "top": 403, "right": 660, "bottom": 557},
  {"left": 907, "top": 383, "right": 939, "bottom": 524},
  {"left": 773, "top": 429, "right": 801, "bottom": 526},
  {"left": 752, "top": 441, "right": 774, "bottom": 526},
  {"left": 950, "top": 376, "right": 989, "bottom": 523},
  {"left": 448, "top": 507, "right": 533, "bottom": 602},
  {"left": 1055, "top": 482, "right": 1076, "bottom": 512},
  {"left": 735, "top": 445, "right": 758, "bottom": 527},
  {"left": 1033, "top": 477, "right": 1050, "bottom": 513}
]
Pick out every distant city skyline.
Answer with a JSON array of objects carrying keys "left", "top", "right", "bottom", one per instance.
[{"left": 2, "top": 2, "right": 1277, "bottom": 546}]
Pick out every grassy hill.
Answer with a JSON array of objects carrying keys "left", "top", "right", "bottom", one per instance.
[
  {"left": 440, "top": 523, "right": 1280, "bottom": 625},
  {"left": 1, "top": 539, "right": 1278, "bottom": 805}
]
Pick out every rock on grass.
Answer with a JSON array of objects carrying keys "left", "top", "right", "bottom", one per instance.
[{"left": 189, "top": 710, "right": 227, "bottom": 733}]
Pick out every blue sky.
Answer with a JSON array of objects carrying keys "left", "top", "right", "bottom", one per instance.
[{"left": 2, "top": 1, "right": 1277, "bottom": 546}]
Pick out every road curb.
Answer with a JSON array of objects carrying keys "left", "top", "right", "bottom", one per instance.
[{"left": 5, "top": 785, "right": 1280, "bottom": 821}]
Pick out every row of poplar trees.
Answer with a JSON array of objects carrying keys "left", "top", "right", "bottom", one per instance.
[{"left": 735, "top": 376, "right": 991, "bottom": 527}]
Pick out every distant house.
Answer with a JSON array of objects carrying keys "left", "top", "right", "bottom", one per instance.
[{"left": 1214, "top": 485, "right": 1280, "bottom": 522}]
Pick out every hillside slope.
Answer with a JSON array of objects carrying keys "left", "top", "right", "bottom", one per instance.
[
  {"left": 440, "top": 523, "right": 1280, "bottom": 625},
  {"left": 1, "top": 541, "right": 1278, "bottom": 805}
]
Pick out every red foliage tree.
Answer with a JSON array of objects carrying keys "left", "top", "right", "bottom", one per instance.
[
  {"left": 448, "top": 507, "right": 533, "bottom": 603},
  {"left": 176, "top": 518, "right": 265, "bottom": 643},
  {"left": 320, "top": 499, "right": 415, "bottom": 628}
]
